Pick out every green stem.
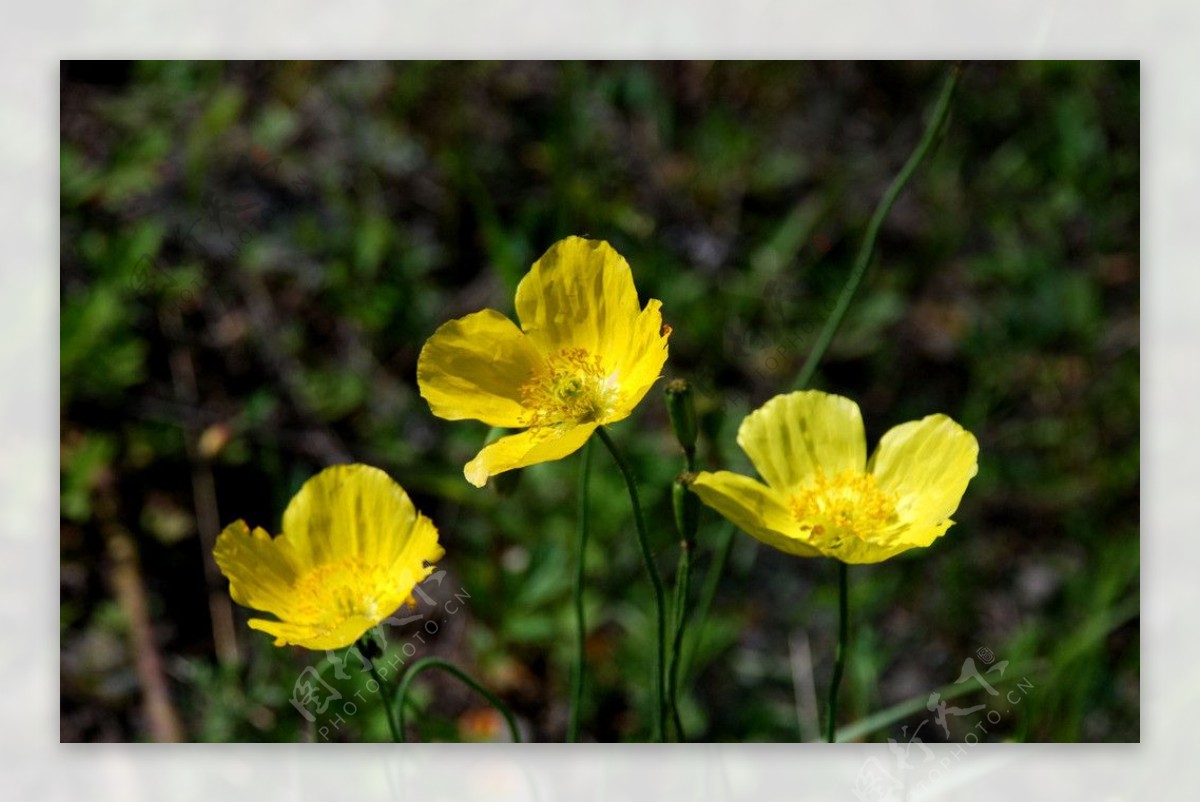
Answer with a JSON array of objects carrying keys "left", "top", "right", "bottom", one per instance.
[
  {"left": 394, "top": 656, "right": 521, "bottom": 743},
  {"left": 668, "top": 538, "right": 692, "bottom": 741},
  {"left": 596, "top": 426, "right": 667, "bottom": 742},
  {"left": 568, "top": 438, "right": 593, "bottom": 742},
  {"left": 667, "top": 450, "right": 697, "bottom": 741},
  {"left": 681, "top": 521, "right": 735, "bottom": 685},
  {"left": 826, "top": 561, "right": 849, "bottom": 743},
  {"left": 367, "top": 660, "right": 402, "bottom": 743},
  {"left": 794, "top": 64, "right": 961, "bottom": 391}
]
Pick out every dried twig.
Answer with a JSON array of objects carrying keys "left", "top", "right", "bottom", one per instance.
[
  {"left": 97, "top": 496, "right": 185, "bottom": 742},
  {"left": 160, "top": 306, "right": 240, "bottom": 665}
]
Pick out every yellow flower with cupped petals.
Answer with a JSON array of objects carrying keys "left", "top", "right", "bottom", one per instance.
[
  {"left": 691, "top": 390, "right": 978, "bottom": 564},
  {"left": 418, "top": 236, "right": 670, "bottom": 487},
  {"left": 213, "top": 464, "right": 444, "bottom": 650}
]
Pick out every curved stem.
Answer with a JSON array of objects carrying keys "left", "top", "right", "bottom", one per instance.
[
  {"left": 596, "top": 426, "right": 667, "bottom": 742},
  {"left": 826, "top": 561, "right": 849, "bottom": 743},
  {"left": 395, "top": 657, "right": 521, "bottom": 743},
  {"left": 794, "top": 64, "right": 961, "bottom": 391},
  {"left": 367, "top": 660, "right": 402, "bottom": 743},
  {"left": 568, "top": 438, "right": 593, "bottom": 742}
]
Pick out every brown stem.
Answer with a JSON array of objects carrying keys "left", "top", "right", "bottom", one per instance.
[
  {"left": 161, "top": 307, "right": 240, "bottom": 665},
  {"left": 98, "top": 496, "right": 184, "bottom": 742}
]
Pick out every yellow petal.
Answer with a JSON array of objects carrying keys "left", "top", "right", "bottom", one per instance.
[
  {"left": 249, "top": 614, "right": 380, "bottom": 651},
  {"left": 690, "top": 470, "right": 822, "bottom": 558},
  {"left": 604, "top": 298, "right": 670, "bottom": 424},
  {"left": 464, "top": 423, "right": 598, "bottom": 488},
  {"left": 831, "top": 519, "right": 957, "bottom": 564},
  {"left": 514, "top": 237, "right": 642, "bottom": 360},
  {"left": 281, "top": 464, "right": 444, "bottom": 576},
  {"left": 417, "top": 309, "right": 545, "bottom": 427},
  {"left": 868, "top": 414, "right": 979, "bottom": 552},
  {"left": 737, "top": 390, "right": 867, "bottom": 494},
  {"left": 213, "top": 520, "right": 301, "bottom": 618}
]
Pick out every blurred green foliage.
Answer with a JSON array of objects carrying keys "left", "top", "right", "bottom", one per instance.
[{"left": 60, "top": 61, "right": 1138, "bottom": 743}]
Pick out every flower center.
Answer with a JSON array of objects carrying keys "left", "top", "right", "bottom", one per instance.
[
  {"left": 788, "top": 469, "right": 898, "bottom": 547},
  {"left": 520, "top": 348, "right": 616, "bottom": 427},
  {"left": 291, "top": 559, "right": 382, "bottom": 623}
]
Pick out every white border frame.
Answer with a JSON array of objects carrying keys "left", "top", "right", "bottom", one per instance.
[{"left": 12, "top": 0, "right": 1190, "bottom": 798}]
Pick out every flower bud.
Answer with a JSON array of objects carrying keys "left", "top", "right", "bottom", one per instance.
[{"left": 664, "top": 378, "right": 698, "bottom": 459}]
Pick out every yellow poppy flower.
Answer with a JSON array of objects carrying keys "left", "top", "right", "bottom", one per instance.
[
  {"left": 417, "top": 236, "right": 671, "bottom": 487},
  {"left": 691, "top": 390, "right": 978, "bottom": 564},
  {"left": 213, "top": 464, "right": 444, "bottom": 650}
]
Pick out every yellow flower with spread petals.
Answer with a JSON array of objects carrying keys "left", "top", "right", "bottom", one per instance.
[
  {"left": 418, "top": 236, "right": 671, "bottom": 487},
  {"left": 214, "top": 464, "right": 444, "bottom": 650},
  {"left": 691, "top": 390, "right": 978, "bottom": 564}
]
